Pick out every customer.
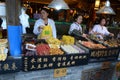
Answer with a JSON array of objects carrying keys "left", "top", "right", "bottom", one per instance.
[
  {"left": 33, "top": 8, "right": 57, "bottom": 38},
  {"left": 68, "top": 14, "right": 86, "bottom": 37},
  {"left": 90, "top": 17, "right": 114, "bottom": 39}
]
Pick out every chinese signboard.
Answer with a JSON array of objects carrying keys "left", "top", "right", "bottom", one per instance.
[
  {"left": 22, "top": 54, "right": 89, "bottom": 71},
  {"left": 0, "top": 58, "right": 21, "bottom": 74},
  {"left": 89, "top": 47, "right": 120, "bottom": 62}
]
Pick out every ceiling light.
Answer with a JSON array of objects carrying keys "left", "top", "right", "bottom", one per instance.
[
  {"left": 94, "top": 0, "right": 100, "bottom": 10},
  {"left": 48, "top": 0, "right": 70, "bottom": 10},
  {"left": 96, "top": 0, "right": 116, "bottom": 15}
]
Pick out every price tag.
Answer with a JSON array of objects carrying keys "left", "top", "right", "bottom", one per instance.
[{"left": 54, "top": 68, "right": 67, "bottom": 78}]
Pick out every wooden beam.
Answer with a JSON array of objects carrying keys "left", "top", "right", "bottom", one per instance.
[{"left": 6, "top": 0, "right": 21, "bottom": 25}]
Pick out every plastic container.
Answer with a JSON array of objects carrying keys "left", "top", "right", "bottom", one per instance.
[{"left": 8, "top": 25, "right": 22, "bottom": 57}]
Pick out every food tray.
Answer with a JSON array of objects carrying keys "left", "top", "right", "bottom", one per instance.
[
  {"left": 76, "top": 42, "right": 120, "bottom": 62},
  {"left": 91, "top": 39, "right": 120, "bottom": 48},
  {"left": 60, "top": 45, "right": 88, "bottom": 55}
]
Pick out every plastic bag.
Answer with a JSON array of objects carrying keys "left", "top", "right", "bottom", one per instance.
[{"left": 19, "top": 8, "right": 30, "bottom": 34}]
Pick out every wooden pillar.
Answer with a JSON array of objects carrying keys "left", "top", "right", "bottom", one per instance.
[
  {"left": 6, "top": 0, "right": 21, "bottom": 26},
  {"left": 5, "top": 0, "right": 22, "bottom": 57},
  {"left": 87, "top": 3, "right": 96, "bottom": 31}
]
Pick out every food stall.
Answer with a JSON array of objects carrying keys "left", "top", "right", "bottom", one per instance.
[
  {"left": 0, "top": 0, "right": 120, "bottom": 80},
  {"left": 1, "top": 33, "right": 119, "bottom": 80}
]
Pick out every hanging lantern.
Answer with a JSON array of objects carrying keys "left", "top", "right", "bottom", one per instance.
[{"left": 96, "top": 0, "right": 116, "bottom": 15}]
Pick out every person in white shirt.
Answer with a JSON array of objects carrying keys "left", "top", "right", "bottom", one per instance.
[
  {"left": 33, "top": 8, "right": 57, "bottom": 38},
  {"left": 68, "top": 14, "right": 86, "bottom": 37},
  {"left": 90, "top": 17, "right": 114, "bottom": 39}
]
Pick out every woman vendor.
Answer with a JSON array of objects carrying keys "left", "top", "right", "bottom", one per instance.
[
  {"left": 68, "top": 14, "right": 86, "bottom": 37},
  {"left": 33, "top": 8, "right": 57, "bottom": 38},
  {"left": 90, "top": 17, "right": 114, "bottom": 39}
]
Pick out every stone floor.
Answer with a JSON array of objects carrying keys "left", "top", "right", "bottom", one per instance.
[{"left": 0, "top": 62, "right": 117, "bottom": 80}]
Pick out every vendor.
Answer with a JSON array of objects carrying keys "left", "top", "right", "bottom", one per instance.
[
  {"left": 68, "top": 14, "right": 86, "bottom": 37},
  {"left": 90, "top": 17, "right": 114, "bottom": 39},
  {"left": 33, "top": 8, "right": 57, "bottom": 38}
]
